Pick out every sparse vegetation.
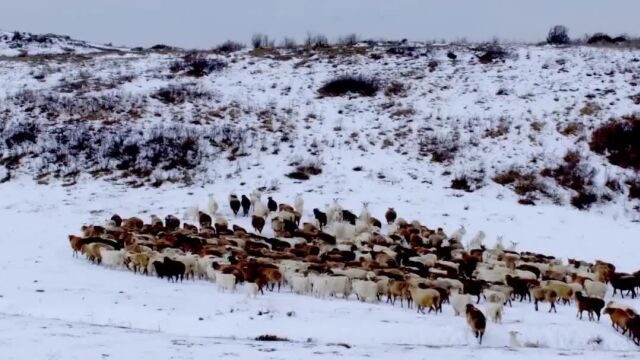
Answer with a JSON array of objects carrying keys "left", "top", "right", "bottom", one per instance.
[
  {"left": 590, "top": 115, "right": 640, "bottom": 170},
  {"left": 547, "top": 25, "right": 570, "bottom": 45},
  {"left": 170, "top": 53, "right": 226, "bottom": 77},
  {"left": 318, "top": 75, "right": 379, "bottom": 97}
]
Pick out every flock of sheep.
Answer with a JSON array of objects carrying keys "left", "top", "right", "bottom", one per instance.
[{"left": 68, "top": 191, "right": 640, "bottom": 345}]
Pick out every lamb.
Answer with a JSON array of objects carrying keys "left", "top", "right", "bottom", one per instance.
[
  {"left": 352, "top": 279, "right": 378, "bottom": 302},
  {"left": 252, "top": 215, "right": 266, "bottom": 233},
  {"left": 239, "top": 195, "right": 251, "bottom": 216},
  {"left": 485, "top": 302, "right": 503, "bottom": 323},
  {"left": 575, "top": 291, "right": 605, "bottom": 321},
  {"left": 466, "top": 304, "right": 486, "bottom": 344},
  {"left": 216, "top": 272, "right": 236, "bottom": 292},
  {"left": 530, "top": 286, "right": 558, "bottom": 312},
  {"left": 583, "top": 279, "right": 607, "bottom": 299},
  {"left": 208, "top": 193, "right": 219, "bottom": 215},
  {"left": 385, "top": 208, "right": 397, "bottom": 225},
  {"left": 409, "top": 287, "right": 441, "bottom": 314},
  {"left": 451, "top": 291, "right": 473, "bottom": 316},
  {"left": 229, "top": 194, "right": 241, "bottom": 216}
]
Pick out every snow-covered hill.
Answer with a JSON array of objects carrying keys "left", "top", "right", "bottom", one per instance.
[
  {"left": 1, "top": 34, "right": 640, "bottom": 359},
  {"left": 0, "top": 30, "right": 125, "bottom": 56}
]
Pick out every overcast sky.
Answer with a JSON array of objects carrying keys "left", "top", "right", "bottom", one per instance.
[{"left": 2, "top": 1, "right": 638, "bottom": 48}]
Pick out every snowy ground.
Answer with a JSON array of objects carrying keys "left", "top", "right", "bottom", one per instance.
[{"left": 1, "top": 178, "right": 639, "bottom": 359}]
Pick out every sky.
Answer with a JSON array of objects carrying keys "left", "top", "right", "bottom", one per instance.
[{"left": 1, "top": 0, "right": 638, "bottom": 48}]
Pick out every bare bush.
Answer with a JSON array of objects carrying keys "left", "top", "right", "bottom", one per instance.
[
  {"left": 304, "top": 33, "right": 329, "bottom": 49},
  {"left": 151, "top": 84, "right": 214, "bottom": 105},
  {"left": 170, "top": 53, "right": 226, "bottom": 77},
  {"left": 590, "top": 115, "right": 640, "bottom": 170},
  {"left": 338, "top": 33, "right": 359, "bottom": 46},
  {"left": 318, "top": 75, "right": 379, "bottom": 97},
  {"left": 280, "top": 37, "right": 297, "bottom": 49},
  {"left": 251, "top": 33, "right": 274, "bottom": 49},
  {"left": 547, "top": 25, "right": 570, "bottom": 45},
  {"left": 216, "top": 40, "right": 245, "bottom": 53}
]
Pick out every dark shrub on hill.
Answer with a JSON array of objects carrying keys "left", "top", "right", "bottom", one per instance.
[
  {"left": 547, "top": 25, "right": 570, "bottom": 45},
  {"left": 590, "top": 116, "right": 640, "bottom": 170},
  {"left": 318, "top": 75, "right": 379, "bottom": 97}
]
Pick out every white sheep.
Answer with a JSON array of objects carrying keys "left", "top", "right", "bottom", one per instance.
[
  {"left": 352, "top": 279, "right": 378, "bottom": 302},
  {"left": 290, "top": 275, "right": 311, "bottom": 295},
  {"left": 327, "top": 199, "right": 343, "bottom": 223},
  {"left": 208, "top": 193, "right": 219, "bottom": 215},
  {"left": 450, "top": 225, "right": 466, "bottom": 242},
  {"left": 244, "top": 282, "right": 259, "bottom": 298},
  {"left": 509, "top": 331, "right": 522, "bottom": 348},
  {"left": 254, "top": 201, "right": 269, "bottom": 218},
  {"left": 468, "top": 230, "right": 485, "bottom": 250},
  {"left": 359, "top": 202, "right": 371, "bottom": 223},
  {"left": 183, "top": 206, "right": 199, "bottom": 222},
  {"left": 584, "top": 279, "right": 607, "bottom": 299},
  {"left": 99, "top": 248, "right": 126, "bottom": 269},
  {"left": 493, "top": 235, "right": 505, "bottom": 251},
  {"left": 175, "top": 254, "right": 198, "bottom": 280},
  {"left": 250, "top": 190, "right": 262, "bottom": 211},
  {"left": 294, "top": 193, "right": 304, "bottom": 215},
  {"left": 451, "top": 291, "right": 473, "bottom": 316},
  {"left": 333, "top": 222, "right": 355, "bottom": 241},
  {"left": 483, "top": 289, "right": 507, "bottom": 305},
  {"left": 409, "top": 287, "right": 441, "bottom": 313},
  {"left": 485, "top": 302, "right": 503, "bottom": 323},
  {"left": 216, "top": 273, "right": 236, "bottom": 292}
]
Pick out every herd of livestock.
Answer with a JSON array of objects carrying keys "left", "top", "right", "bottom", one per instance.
[{"left": 68, "top": 191, "right": 640, "bottom": 345}]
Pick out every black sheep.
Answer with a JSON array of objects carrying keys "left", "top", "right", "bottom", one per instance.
[
  {"left": 341, "top": 210, "right": 357, "bottom": 225},
  {"left": 241, "top": 195, "right": 251, "bottom": 216},
  {"left": 229, "top": 194, "right": 241, "bottom": 216},
  {"left": 267, "top": 197, "right": 278, "bottom": 212},
  {"left": 313, "top": 208, "right": 327, "bottom": 229}
]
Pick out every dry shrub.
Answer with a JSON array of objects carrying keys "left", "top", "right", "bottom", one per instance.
[
  {"left": 384, "top": 81, "right": 408, "bottom": 97},
  {"left": 590, "top": 115, "right": 640, "bottom": 170},
  {"left": 541, "top": 150, "right": 599, "bottom": 209},
  {"left": 255, "top": 335, "right": 290, "bottom": 342},
  {"left": 318, "top": 75, "right": 379, "bottom": 97},
  {"left": 559, "top": 122, "right": 584, "bottom": 136}
]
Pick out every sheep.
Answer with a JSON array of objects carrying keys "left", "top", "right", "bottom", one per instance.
[
  {"left": 604, "top": 307, "right": 634, "bottom": 335},
  {"left": 385, "top": 208, "right": 397, "bottom": 225},
  {"left": 450, "top": 225, "right": 466, "bottom": 242},
  {"left": 359, "top": 202, "right": 371, "bottom": 224},
  {"left": 267, "top": 197, "right": 278, "bottom": 212},
  {"left": 256, "top": 268, "right": 283, "bottom": 293},
  {"left": 466, "top": 304, "right": 486, "bottom": 344},
  {"left": 508, "top": 331, "right": 522, "bottom": 348},
  {"left": 584, "top": 279, "right": 607, "bottom": 299},
  {"left": 183, "top": 206, "right": 199, "bottom": 223},
  {"left": 294, "top": 193, "right": 304, "bottom": 215},
  {"left": 409, "top": 287, "right": 441, "bottom": 314},
  {"left": 468, "top": 231, "right": 485, "bottom": 250},
  {"left": 541, "top": 280, "right": 574, "bottom": 304},
  {"left": 254, "top": 200, "right": 269, "bottom": 218},
  {"left": 451, "top": 291, "right": 473, "bottom": 316},
  {"left": 386, "top": 280, "right": 410, "bottom": 307},
  {"left": 214, "top": 216, "right": 229, "bottom": 234},
  {"left": 238, "top": 195, "right": 251, "bottom": 216},
  {"left": 244, "top": 282, "right": 259, "bottom": 298},
  {"left": 229, "top": 194, "right": 241, "bottom": 216},
  {"left": 327, "top": 199, "right": 343, "bottom": 223},
  {"left": 250, "top": 189, "right": 262, "bottom": 211},
  {"left": 610, "top": 273, "right": 637, "bottom": 299},
  {"left": 153, "top": 257, "right": 185, "bottom": 282},
  {"left": 290, "top": 275, "right": 311, "bottom": 295},
  {"left": 251, "top": 215, "right": 266, "bottom": 233},
  {"left": 605, "top": 301, "right": 637, "bottom": 316},
  {"left": 313, "top": 208, "right": 328, "bottom": 229},
  {"left": 207, "top": 193, "right": 219, "bottom": 215},
  {"left": 125, "top": 252, "right": 150, "bottom": 275},
  {"left": 352, "top": 279, "right": 378, "bottom": 302},
  {"left": 530, "top": 286, "right": 558, "bottom": 312},
  {"left": 216, "top": 273, "right": 237, "bottom": 292},
  {"left": 575, "top": 291, "right": 605, "bottom": 321},
  {"left": 485, "top": 302, "right": 503, "bottom": 323},
  {"left": 175, "top": 254, "right": 198, "bottom": 280},
  {"left": 341, "top": 210, "right": 357, "bottom": 225},
  {"left": 198, "top": 211, "right": 212, "bottom": 228},
  {"left": 99, "top": 248, "right": 126, "bottom": 269}
]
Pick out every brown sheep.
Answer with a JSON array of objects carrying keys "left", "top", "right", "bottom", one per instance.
[
  {"left": 385, "top": 208, "right": 397, "bottom": 225},
  {"left": 386, "top": 280, "right": 410, "bottom": 307},
  {"left": 252, "top": 215, "right": 266, "bottom": 234},
  {"left": 575, "top": 291, "right": 605, "bottom": 321},
  {"left": 198, "top": 211, "right": 212, "bottom": 228},
  {"left": 466, "top": 304, "right": 486, "bottom": 344},
  {"left": 122, "top": 217, "right": 143, "bottom": 230},
  {"left": 604, "top": 307, "right": 634, "bottom": 335},
  {"left": 530, "top": 286, "right": 558, "bottom": 313}
]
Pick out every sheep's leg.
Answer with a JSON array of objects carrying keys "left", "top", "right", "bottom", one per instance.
[
  {"left": 534, "top": 300, "right": 539, "bottom": 311},
  {"left": 479, "top": 332, "right": 483, "bottom": 344},
  {"left": 476, "top": 294, "right": 480, "bottom": 304}
]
